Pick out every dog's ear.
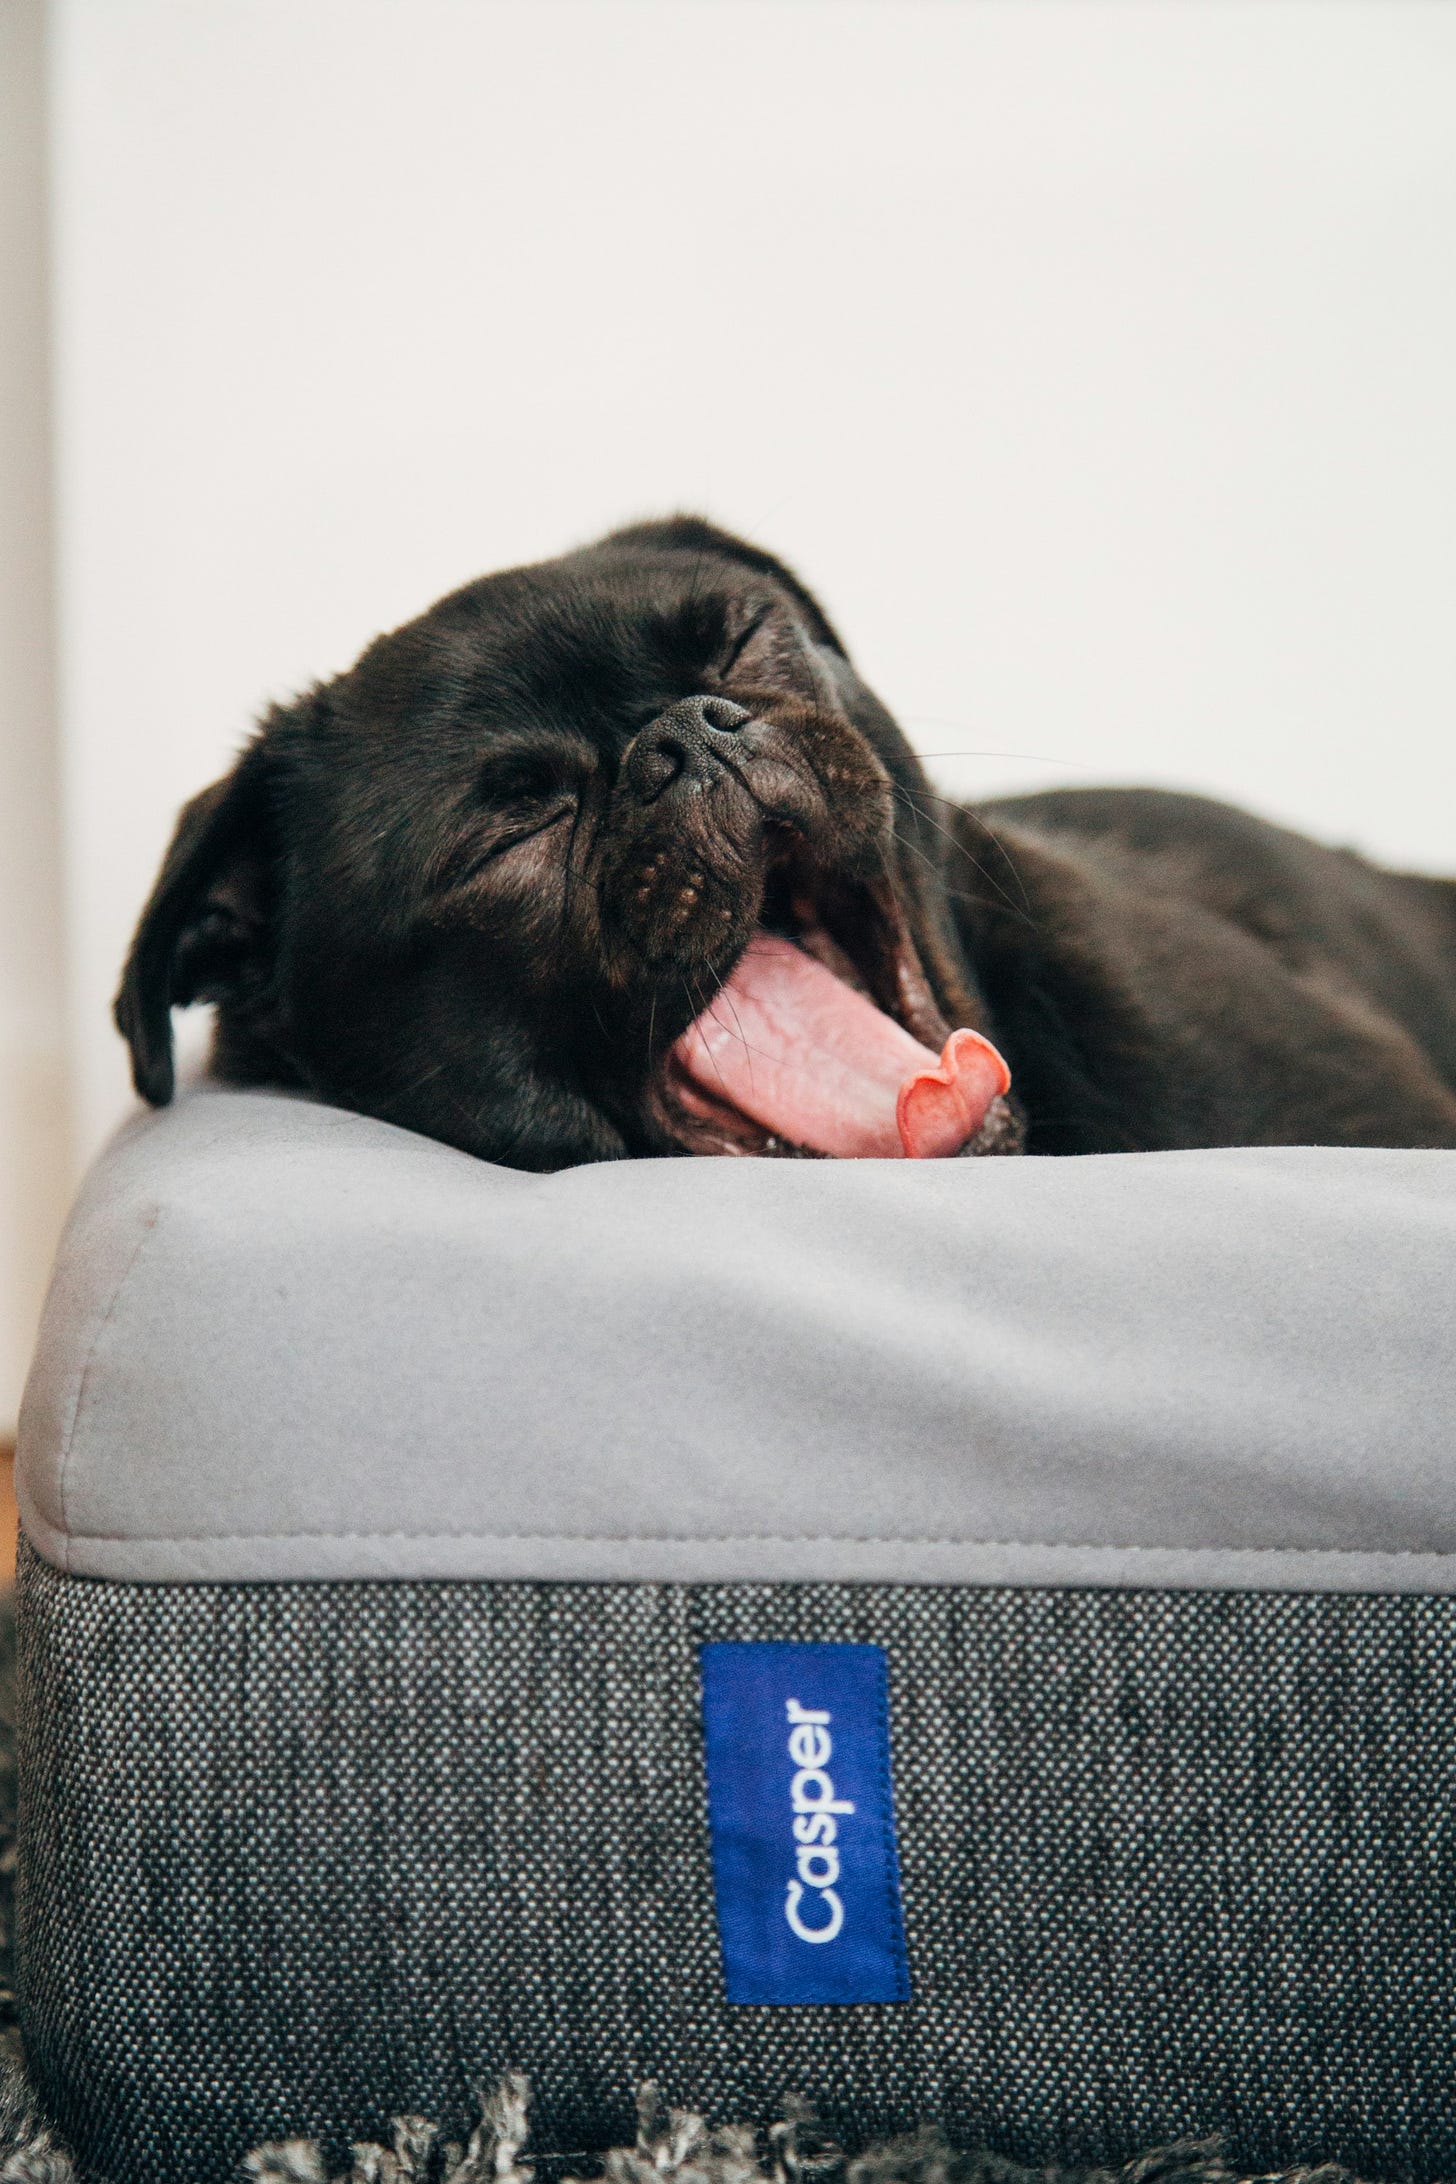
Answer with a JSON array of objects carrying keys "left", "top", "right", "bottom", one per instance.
[{"left": 114, "top": 740, "right": 275, "bottom": 1105}]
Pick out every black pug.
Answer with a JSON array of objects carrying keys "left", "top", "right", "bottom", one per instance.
[{"left": 116, "top": 518, "right": 1456, "bottom": 1167}]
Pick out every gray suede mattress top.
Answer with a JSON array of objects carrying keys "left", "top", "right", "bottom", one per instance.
[{"left": 17, "top": 1083, "right": 1456, "bottom": 1587}]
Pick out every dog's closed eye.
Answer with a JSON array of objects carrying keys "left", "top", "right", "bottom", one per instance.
[
  {"left": 717, "top": 604, "right": 774, "bottom": 679},
  {"left": 713, "top": 600, "right": 822, "bottom": 705},
  {"left": 427, "top": 756, "right": 579, "bottom": 895}
]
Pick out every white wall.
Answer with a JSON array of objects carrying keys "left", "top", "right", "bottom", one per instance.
[
  {"left": 1, "top": 0, "right": 70, "bottom": 1435},
  {"left": 49, "top": 0, "right": 1456, "bottom": 1165}
]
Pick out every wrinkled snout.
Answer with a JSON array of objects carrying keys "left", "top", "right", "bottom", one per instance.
[
  {"left": 622, "top": 696, "right": 751, "bottom": 806},
  {"left": 604, "top": 698, "right": 767, "bottom": 978}
]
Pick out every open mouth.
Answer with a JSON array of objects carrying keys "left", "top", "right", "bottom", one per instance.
[{"left": 663, "top": 833, "right": 1013, "bottom": 1160}]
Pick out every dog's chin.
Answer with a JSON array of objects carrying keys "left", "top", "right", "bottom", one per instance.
[{"left": 636, "top": 831, "right": 1023, "bottom": 1163}]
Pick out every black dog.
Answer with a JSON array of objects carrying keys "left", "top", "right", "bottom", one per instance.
[{"left": 116, "top": 519, "right": 1456, "bottom": 1167}]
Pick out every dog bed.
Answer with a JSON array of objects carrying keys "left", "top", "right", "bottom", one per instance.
[
  {"left": 0, "top": 1608, "right": 1396, "bottom": 2184},
  {"left": 12, "top": 1086, "right": 1456, "bottom": 2183}
]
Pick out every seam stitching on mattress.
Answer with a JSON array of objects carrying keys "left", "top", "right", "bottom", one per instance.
[
  {"left": 55, "top": 1206, "right": 162, "bottom": 1573},
  {"left": 47, "top": 1526, "right": 1456, "bottom": 1558}
]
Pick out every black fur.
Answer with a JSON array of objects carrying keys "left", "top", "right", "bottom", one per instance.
[{"left": 117, "top": 520, "right": 1456, "bottom": 1167}]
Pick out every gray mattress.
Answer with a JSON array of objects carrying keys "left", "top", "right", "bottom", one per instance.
[
  {"left": 13, "top": 1088, "right": 1456, "bottom": 2184},
  {"left": 16, "top": 1084, "right": 1456, "bottom": 1589}
]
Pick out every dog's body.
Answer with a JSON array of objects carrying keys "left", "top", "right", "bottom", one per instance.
[
  {"left": 946, "top": 786, "right": 1456, "bottom": 1152},
  {"left": 118, "top": 519, "right": 1456, "bottom": 1165}
]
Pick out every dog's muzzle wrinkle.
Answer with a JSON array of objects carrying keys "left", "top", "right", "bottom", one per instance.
[{"left": 623, "top": 696, "right": 751, "bottom": 806}]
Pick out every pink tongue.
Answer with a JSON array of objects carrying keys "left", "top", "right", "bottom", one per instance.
[{"left": 673, "top": 931, "right": 1011, "bottom": 1159}]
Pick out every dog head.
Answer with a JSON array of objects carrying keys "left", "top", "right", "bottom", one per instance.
[{"left": 117, "top": 519, "right": 1017, "bottom": 1168}]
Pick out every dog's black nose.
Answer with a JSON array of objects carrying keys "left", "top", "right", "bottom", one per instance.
[{"left": 624, "top": 696, "right": 750, "bottom": 805}]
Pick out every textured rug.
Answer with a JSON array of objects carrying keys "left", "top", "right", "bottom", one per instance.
[{"left": 0, "top": 1595, "right": 1395, "bottom": 2184}]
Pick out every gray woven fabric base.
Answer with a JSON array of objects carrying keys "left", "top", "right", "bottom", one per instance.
[{"left": 15, "top": 1549, "right": 1456, "bottom": 2184}]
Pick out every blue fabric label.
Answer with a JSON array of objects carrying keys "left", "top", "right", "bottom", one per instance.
[{"left": 699, "top": 1641, "right": 910, "bottom": 2006}]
